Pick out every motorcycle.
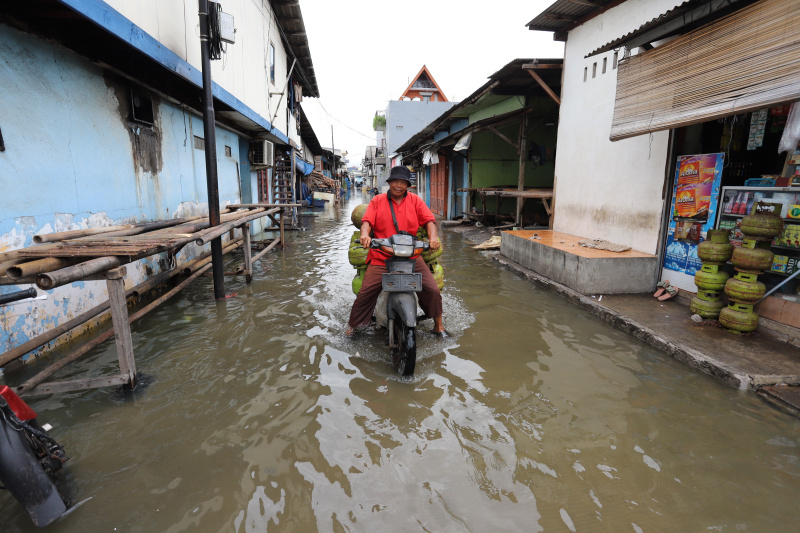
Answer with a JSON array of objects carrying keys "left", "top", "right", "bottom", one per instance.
[
  {"left": 370, "top": 234, "right": 429, "bottom": 376},
  {"left": 0, "top": 385, "right": 69, "bottom": 527}
]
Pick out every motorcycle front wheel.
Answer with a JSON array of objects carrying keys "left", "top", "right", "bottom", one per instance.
[{"left": 391, "top": 319, "right": 416, "bottom": 376}]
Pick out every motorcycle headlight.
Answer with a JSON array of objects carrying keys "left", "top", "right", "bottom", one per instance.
[{"left": 393, "top": 244, "right": 413, "bottom": 257}]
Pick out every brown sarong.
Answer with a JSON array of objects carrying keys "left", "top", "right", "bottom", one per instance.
[{"left": 348, "top": 256, "right": 442, "bottom": 329}]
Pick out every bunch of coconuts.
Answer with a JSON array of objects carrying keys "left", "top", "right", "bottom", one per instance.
[{"left": 347, "top": 204, "right": 444, "bottom": 295}]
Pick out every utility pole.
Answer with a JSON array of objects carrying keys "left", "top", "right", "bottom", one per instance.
[{"left": 198, "top": 0, "right": 225, "bottom": 299}]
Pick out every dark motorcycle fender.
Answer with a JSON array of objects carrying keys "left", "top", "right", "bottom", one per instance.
[
  {"left": 387, "top": 292, "right": 417, "bottom": 328},
  {"left": 0, "top": 419, "right": 67, "bottom": 527}
]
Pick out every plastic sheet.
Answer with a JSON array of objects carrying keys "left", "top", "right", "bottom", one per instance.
[{"left": 778, "top": 101, "right": 800, "bottom": 154}]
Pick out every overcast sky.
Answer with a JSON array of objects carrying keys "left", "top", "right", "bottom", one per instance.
[{"left": 299, "top": 0, "right": 565, "bottom": 168}]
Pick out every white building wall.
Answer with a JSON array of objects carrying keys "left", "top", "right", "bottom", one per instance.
[
  {"left": 554, "top": 0, "right": 684, "bottom": 254},
  {"left": 105, "top": 0, "right": 290, "bottom": 135}
]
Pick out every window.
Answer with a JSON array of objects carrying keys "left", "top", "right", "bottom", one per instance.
[
  {"left": 602, "top": 57, "right": 607, "bottom": 74},
  {"left": 613, "top": 51, "right": 618, "bottom": 69},
  {"left": 130, "top": 86, "right": 154, "bottom": 125},
  {"left": 592, "top": 62, "right": 597, "bottom": 78},
  {"left": 584, "top": 67, "right": 587, "bottom": 82},
  {"left": 193, "top": 136, "right": 205, "bottom": 150},
  {"left": 269, "top": 43, "right": 275, "bottom": 84}
]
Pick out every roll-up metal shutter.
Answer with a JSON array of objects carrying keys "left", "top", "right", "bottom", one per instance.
[{"left": 610, "top": 0, "right": 800, "bottom": 142}]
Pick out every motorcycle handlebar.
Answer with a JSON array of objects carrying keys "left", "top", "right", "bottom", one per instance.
[{"left": 369, "top": 238, "right": 430, "bottom": 251}]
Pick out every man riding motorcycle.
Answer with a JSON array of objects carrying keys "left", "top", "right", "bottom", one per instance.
[{"left": 345, "top": 166, "right": 446, "bottom": 336}]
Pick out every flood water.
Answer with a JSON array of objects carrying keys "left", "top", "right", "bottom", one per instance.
[{"left": 2, "top": 192, "right": 800, "bottom": 532}]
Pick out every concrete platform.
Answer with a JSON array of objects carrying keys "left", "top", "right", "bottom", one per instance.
[
  {"left": 501, "top": 230, "right": 659, "bottom": 294},
  {"left": 494, "top": 254, "right": 800, "bottom": 394}
]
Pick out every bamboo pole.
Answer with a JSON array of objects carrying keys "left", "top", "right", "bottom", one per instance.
[
  {"left": 251, "top": 238, "right": 280, "bottom": 263},
  {"left": 16, "top": 262, "right": 214, "bottom": 396},
  {"left": 227, "top": 203, "right": 301, "bottom": 209},
  {"left": 194, "top": 208, "right": 278, "bottom": 246},
  {"left": 35, "top": 257, "right": 121, "bottom": 291},
  {"left": 7, "top": 257, "right": 83, "bottom": 280},
  {"left": 0, "top": 239, "right": 242, "bottom": 368},
  {"left": 33, "top": 225, "right": 136, "bottom": 244}
]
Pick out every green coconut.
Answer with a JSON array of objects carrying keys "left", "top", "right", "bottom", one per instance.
[
  {"left": 430, "top": 261, "right": 444, "bottom": 290},
  {"left": 351, "top": 204, "right": 369, "bottom": 229},
  {"left": 351, "top": 230, "right": 361, "bottom": 243}
]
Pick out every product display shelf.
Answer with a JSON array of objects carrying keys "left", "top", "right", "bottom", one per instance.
[{"left": 716, "top": 186, "right": 800, "bottom": 286}]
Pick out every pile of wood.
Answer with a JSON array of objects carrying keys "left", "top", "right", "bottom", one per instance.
[{"left": 307, "top": 170, "right": 337, "bottom": 189}]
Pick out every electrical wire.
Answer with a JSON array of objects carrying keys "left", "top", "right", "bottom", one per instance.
[
  {"left": 313, "top": 99, "right": 376, "bottom": 141},
  {"left": 208, "top": 1, "right": 223, "bottom": 60}
]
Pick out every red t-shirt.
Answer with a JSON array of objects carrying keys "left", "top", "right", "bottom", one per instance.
[{"left": 362, "top": 192, "right": 435, "bottom": 265}]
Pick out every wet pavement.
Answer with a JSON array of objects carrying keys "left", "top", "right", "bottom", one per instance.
[
  {"left": 493, "top": 251, "right": 800, "bottom": 408},
  {"left": 2, "top": 192, "right": 800, "bottom": 532}
]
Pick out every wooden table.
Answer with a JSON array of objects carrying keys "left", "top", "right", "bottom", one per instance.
[{"left": 458, "top": 187, "right": 553, "bottom": 227}]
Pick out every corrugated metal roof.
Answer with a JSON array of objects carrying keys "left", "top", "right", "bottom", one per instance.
[
  {"left": 585, "top": 0, "right": 755, "bottom": 57},
  {"left": 396, "top": 58, "right": 563, "bottom": 156},
  {"left": 526, "top": 0, "right": 618, "bottom": 36}
]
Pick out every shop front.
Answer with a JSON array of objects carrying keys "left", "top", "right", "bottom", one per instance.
[{"left": 606, "top": 0, "right": 800, "bottom": 329}]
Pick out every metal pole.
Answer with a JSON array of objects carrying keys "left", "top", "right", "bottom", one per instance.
[{"left": 199, "top": 0, "right": 225, "bottom": 299}]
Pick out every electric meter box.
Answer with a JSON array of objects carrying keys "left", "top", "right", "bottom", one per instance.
[{"left": 219, "top": 12, "right": 235, "bottom": 44}]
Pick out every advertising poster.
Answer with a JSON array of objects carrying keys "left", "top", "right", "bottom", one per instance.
[{"left": 664, "top": 153, "right": 724, "bottom": 276}]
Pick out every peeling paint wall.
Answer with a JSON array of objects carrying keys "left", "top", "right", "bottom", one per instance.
[{"left": 0, "top": 24, "right": 252, "bottom": 364}]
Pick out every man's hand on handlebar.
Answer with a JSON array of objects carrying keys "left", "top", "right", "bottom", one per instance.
[
  {"left": 360, "top": 221, "right": 372, "bottom": 249},
  {"left": 428, "top": 237, "right": 441, "bottom": 250}
]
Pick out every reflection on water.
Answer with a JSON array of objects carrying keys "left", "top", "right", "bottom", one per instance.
[{"left": 2, "top": 193, "right": 800, "bottom": 532}]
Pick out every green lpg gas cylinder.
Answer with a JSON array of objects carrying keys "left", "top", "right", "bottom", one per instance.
[
  {"left": 740, "top": 212, "right": 784, "bottom": 240},
  {"left": 348, "top": 242, "right": 368, "bottom": 267},
  {"left": 694, "top": 267, "right": 729, "bottom": 292},
  {"left": 697, "top": 230, "right": 733, "bottom": 264},
  {"left": 724, "top": 272, "right": 765, "bottom": 303},
  {"left": 352, "top": 267, "right": 366, "bottom": 295},
  {"left": 719, "top": 302, "right": 759, "bottom": 334},
  {"left": 690, "top": 296, "right": 726, "bottom": 319},
  {"left": 731, "top": 246, "right": 774, "bottom": 273}
]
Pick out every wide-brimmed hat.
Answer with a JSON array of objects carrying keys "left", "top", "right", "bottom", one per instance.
[{"left": 387, "top": 166, "right": 412, "bottom": 184}]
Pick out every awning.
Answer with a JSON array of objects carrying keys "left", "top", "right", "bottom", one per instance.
[
  {"left": 611, "top": 0, "right": 800, "bottom": 141},
  {"left": 295, "top": 156, "right": 315, "bottom": 176}
]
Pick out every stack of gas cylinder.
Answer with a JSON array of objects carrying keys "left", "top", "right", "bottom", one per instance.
[
  {"left": 348, "top": 205, "right": 369, "bottom": 294},
  {"left": 416, "top": 226, "right": 445, "bottom": 291},
  {"left": 347, "top": 204, "right": 444, "bottom": 295},
  {"left": 718, "top": 207, "right": 784, "bottom": 334},
  {"left": 692, "top": 229, "right": 733, "bottom": 320}
]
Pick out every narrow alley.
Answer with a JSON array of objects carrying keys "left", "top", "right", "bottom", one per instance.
[{"left": 2, "top": 193, "right": 799, "bottom": 532}]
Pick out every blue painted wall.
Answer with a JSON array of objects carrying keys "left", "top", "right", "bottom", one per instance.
[{"left": 0, "top": 24, "right": 260, "bottom": 360}]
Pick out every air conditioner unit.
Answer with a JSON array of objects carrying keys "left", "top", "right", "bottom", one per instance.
[{"left": 250, "top": 140, "right": 274, "bottom": 167}]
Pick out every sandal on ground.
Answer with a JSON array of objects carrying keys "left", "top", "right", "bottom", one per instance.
[
  {"left": 653, "top": 280, "right": 671, "bottom": 298},
  {"left": 431, "top": 329, "right": 451, "bottom": 338},
  {"left": 657, "top": 286, "right": 678, "bottom": 301}
]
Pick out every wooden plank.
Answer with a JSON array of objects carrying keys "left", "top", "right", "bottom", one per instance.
[
  {"left": 516, "top": 118, "right": 527, "bottom": 226},
  {"left": 525, "top": 69, "right": 561, "bottom": 105},
  {"left": 106, "top": 274, "right": 136, "bottom": 388},
  {"left": 21, "top": 375, "right": 129, "bottom": 397}
]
